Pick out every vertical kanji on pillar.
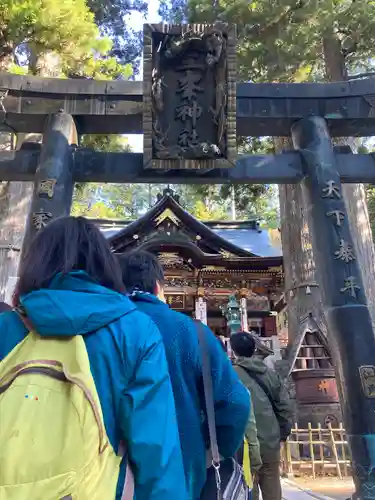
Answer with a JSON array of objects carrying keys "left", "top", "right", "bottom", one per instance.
[
  {"left": 292, "top": 116, "right": 375, "bottom": 500},
  {"left": 21, "top": 112, "right": 76, "bottom": 258}
]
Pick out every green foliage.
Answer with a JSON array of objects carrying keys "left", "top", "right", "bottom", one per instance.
[
  {"left": 7, "top": 63, "right": 28, "bottom": 75},
  {"left": 158, "top": 0, "right": 188, "bottom": 23},
  {"left": 73, "top": 136, "right": 133, "bottom": 216},
  {"left": 80, "top": 135, "right": 132, "bottom": 152},
  {"left": 171, "top": 138, "right": 277, "bottom": 221},
  {"left": 0, "top": 0, "right": 132, "bottom": 78},
  {"left": 183, "top": 0, "right": 375, "bottom": 83},
  {"left": 226, "top": 137, "right": 276, "bottom": 218},
  {"left": 191, "top": 199, "right": 228, "bottom": 220},
  {"left": 1, "top": 0, "right": 94, "bottom": 69},
  {"left": 72, "top": 183, "right": 170, "bottom": 219},
  {"left": 366, "top": 186, "right": 375, "bottom": 242},
  {"left": 87, "top": 0, "right": 147, "bottom": 70},
  {"left": 72, "top": 184, "right": 133, "bottom": 218}
]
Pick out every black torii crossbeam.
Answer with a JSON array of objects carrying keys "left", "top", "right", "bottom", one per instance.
[
  {"left": 1, "top": 72, "right": 375, "bottom": 137},
  {"left": 1, "top": 147, "right": 375, "bottom": 184}
]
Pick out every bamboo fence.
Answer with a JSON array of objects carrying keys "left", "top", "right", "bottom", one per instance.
[{"left": 280, "top": 422, "right": 351, "bottom": 478}]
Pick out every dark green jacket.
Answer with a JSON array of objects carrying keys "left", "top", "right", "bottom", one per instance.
[{"left": 233, "top": 356, "right": 293, "bottom": 462}]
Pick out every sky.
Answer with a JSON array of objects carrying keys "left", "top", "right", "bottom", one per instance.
[{"left": 125, "top": 1, "right": 161, "bottom": 152}]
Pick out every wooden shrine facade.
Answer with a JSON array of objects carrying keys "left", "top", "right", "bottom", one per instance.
[{"left": 106, "top": 189, "right": 284, "bottom": 339}]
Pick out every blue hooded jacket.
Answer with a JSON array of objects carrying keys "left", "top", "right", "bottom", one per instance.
[
  {"left": 129, "top": 292, "right": 251, "bottom": 500},
  {"left": 0, "top": 272, "right": 187, "bottom": 500}
]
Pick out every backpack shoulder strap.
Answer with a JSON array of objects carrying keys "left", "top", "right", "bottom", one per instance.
[
  {"left": 195, "top": 320, "right": 221, "bottom": 467},
  {"left": 240, "top": 366, "right": 278, "bottom": 416}
]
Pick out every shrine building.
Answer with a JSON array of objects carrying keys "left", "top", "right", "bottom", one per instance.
[
  {"left": 98, "top": 189, "right": 284, "bottom": 353},
  {"left": 96, "top": 188, "right": 341, "bottom": 425}
]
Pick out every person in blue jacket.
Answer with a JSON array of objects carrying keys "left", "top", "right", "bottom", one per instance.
[
  {"left": 118, "top": 250, "right": 251, "bottom": 500},
  {"left": 0, "top": 217, "right": 187, "bottom": 500}
]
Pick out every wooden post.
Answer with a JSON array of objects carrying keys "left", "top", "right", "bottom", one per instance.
[
  {"left": 21, "top": 112, "right": 76, "bottom": 257},
  {"left": 286, "top": 437, "right": 293, "bottom": 476},
  {"left": 308, "top": 422, "right": 316, "bottom": 479},
  {"left": 317, "top": 423, "right": 324, "bottom": 473},
  {"left": 292, "top": 116, "right": 375, "bottom": 498},
  {"left": 195, "top": 287, "right": 207, "bottom": 325},
  {"left": 328, "top": 423, "right": 343, "bottom": 479},
  {"left": 240, "top": 286, "right": 249, "bottom": 332},
  {"left": 339, "top": 422, "right": 349, "bottom": 477}
]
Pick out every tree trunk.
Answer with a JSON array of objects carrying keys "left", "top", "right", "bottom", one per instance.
[
  {"left": 0, "top": 175, "right": 33, "bottom": 302},
  {"left": 323, "top": 32, "right": 375, "bottom": 325},
  {"left": 0, "top": 129, "right": 38, "bottom": 301},
  {"left": 0, "top": 54, "right": 61, "bottom": 301},
  {"left": 231, "top": 185, "right": 236, "bottom": 220},
  {"left": 0, "top": 129, "right": 33, "bottom": 299},
  {"left": 277, "top": 137, "right": 328, "bottom": 343}
]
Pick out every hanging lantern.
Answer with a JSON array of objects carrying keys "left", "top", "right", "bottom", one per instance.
[{"left": 221, "top": 294, "right": 241, "bottom": 335}]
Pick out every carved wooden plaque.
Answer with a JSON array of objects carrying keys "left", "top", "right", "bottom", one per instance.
[
  {"left": 143, "top": 23, "right": 236, "bottom": 170},
  {"left": 165, "top": 293, "right": 185, "bottom": 310}
]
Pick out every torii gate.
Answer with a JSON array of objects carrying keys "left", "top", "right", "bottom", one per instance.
[{"left": 1, "top": 23, "right": 375, "bottom": 499}]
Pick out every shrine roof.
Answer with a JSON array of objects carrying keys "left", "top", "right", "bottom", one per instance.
[
  {"left": 95, "top": 189, "right": 282, "bottom": 267},
  {"left": 100, "top": 222, "right": 282, "bottom": 259},
  {"left": 211, "top": 227, "right": 281, "bottom": 258}
]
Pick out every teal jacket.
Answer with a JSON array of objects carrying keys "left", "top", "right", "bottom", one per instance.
[{"left": 0, "top": 272, "right": 187, "bottom": 500}]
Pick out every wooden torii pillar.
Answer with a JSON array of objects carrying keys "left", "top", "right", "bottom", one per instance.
[
  {"left": 293, "top": 117, "right": 375, "bottom": 499},
  {"left": 21, "top": 112, "right": 77, "bottom": 255}
]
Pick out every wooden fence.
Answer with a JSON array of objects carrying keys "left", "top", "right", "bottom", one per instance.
[{"left": 281, "top": 423, "right": 351, "bottom": 478}]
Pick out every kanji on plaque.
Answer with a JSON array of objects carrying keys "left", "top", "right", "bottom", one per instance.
[
  {"left": 322, "top": 180, "right": 341, "bottom": 199},
  {"left": 178, "top": 129, "right": 198, "bottom": 148},
  {"left": 165, "top": 294, "right": 185, "bottom": 310},
  {"left": 32, "top": 210, "right": 52, "bottom": 230},
  {"left": 359, "top": 366, "right": 375, "bottom": 398},
  {"left": 175, "top": 102, "right": 203, "bottom": 125},
  {"left": 144, "top": 23, "right": 237, "bottom": 169},
  {"left": 334, "top": 239, "right": 356, "bottom": 263},
  {"left": 326, "top": 210, "right": 345, "bottom": 226},
  {"left": 177, "top": 71, "right": 204, "bottom": 101},
  {"left": 340, "top": 276, "right": 360, "bottom": 298},
  {"left": 318, "top": 380, "right": 329, "bottom": 394},
  {"left": 37, "top": 179, "right": 57, "bottom": 198}
]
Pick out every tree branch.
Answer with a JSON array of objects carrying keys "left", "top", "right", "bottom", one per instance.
[{"left": 240, "top": 0, "right": 304, "bottom": 39}]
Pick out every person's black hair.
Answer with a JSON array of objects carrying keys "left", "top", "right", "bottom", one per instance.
[
  {"left": 15, "top": 216, "right": 125, "bottom": 302},
  {"left": 118, "top": 250, "right": 164, "bottom": 294},
  {"left": 230, "top": 332, "right": 256, "bottom": 358}
]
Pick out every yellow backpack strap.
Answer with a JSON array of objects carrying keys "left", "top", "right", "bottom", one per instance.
[{"left": 243, "top": 438, "right": 253, "bottom": 489}]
